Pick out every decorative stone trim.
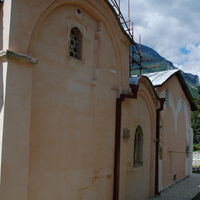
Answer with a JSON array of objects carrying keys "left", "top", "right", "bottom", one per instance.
[{"left": 0, "top": 50, "right": 38, "bottom": 65}]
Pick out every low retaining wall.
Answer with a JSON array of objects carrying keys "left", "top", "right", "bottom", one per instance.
[{"left": 193, "top": 152, "right": 200, "bottom": 173}]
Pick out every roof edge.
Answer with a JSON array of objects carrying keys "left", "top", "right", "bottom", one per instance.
[
  {"left": 146, "top": 69, "right": 179, "bottom": 87},
  {"left": 155, "top": 70, "right": 197, "bottom": 111},
  {"left": 176, "top": 71, "right": 197, "bottom": 111},
  {"left": 130, "top": 75, "right": 160, "bottom": 101},
  {"left": 104, "top": 0, "right": 134, "bottom": 44}
]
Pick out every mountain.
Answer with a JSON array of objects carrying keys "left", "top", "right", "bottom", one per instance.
[{"left": 131, "top": 44, "right": 200, "bottom": 98}]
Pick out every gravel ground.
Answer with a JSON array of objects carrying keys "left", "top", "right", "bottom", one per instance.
[{"left": 149, "top": 173, "right": 200, "bottom": 200}]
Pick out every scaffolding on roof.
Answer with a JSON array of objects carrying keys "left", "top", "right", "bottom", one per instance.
[{"left": 108, "top": 0, "right": 159, "bottom": 76}]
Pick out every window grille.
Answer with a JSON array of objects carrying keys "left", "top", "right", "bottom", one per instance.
[{"left": 69, "top": 27, "right": 82, "bottom": 60}]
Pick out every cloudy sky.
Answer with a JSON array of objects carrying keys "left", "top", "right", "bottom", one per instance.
[{"left": 119, "top": 0, "right": 200, "bottom": 77}]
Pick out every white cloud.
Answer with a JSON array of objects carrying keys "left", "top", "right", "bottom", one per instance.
[{"left": 119, "top": 0, "right": 200, "bottom": 77}]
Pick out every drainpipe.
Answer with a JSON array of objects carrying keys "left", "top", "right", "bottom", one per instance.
[
  {"left": 113, "top": 97, "right": 123, "bottom": 200},
  {"left": 113, "top": 85, "right": 138, "bottom": 200},
  {"left": 155, "top": 98, "right": 165, "bottom": 195}
]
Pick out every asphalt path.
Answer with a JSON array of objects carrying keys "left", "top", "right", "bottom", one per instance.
[{"left": 149, "top": 174, "right": 200, "bottom": 200}]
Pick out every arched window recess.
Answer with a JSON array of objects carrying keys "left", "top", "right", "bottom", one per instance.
[{"left": 133, "top": 125, "right": 143, "bottom": 167}]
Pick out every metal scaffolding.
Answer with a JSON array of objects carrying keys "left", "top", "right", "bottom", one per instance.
[{"left": 108, "top": 0, "right": 158, "bottom": 76}]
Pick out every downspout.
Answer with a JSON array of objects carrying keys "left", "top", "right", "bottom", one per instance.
[
  {"left": 113, "top": 85, "right": 138, "bottom": 200},
  {"left": 113, "top": 96, "right": 124, "bottom": 200},
  {"left": 155, "top": 98, "right": 165, "bottom": 195}
]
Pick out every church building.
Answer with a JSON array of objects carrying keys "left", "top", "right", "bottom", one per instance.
[
  {"left": 143, "top": 69, "right": 195, "bottom": 191},
  {"left": 0, "top": 1, "right": 196, "bottom": 200}
]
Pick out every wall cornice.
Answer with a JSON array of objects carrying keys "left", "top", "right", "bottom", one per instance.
[{"left": 0, "top": 50, "right": 38, "bottom": 65}]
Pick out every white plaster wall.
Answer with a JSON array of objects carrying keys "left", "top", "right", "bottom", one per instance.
[
  {"left": 3, "top": 0, "right": 12, "bottom": 49},
  {"left": 0, "top": 62, "right": 7, "bottom": 180},
  {"left": 157, "top": 76, "right": 192, "bottom": 190}
]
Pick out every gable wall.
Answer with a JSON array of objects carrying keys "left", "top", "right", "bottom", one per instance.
[
  {"left": 156, "top": 76, "right": 192, "bottom": 190},
  {"left": 120, "top": 80, "right": 158, "bottom": 200}
]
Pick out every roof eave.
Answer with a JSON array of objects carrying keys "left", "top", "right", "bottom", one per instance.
[
  {"left": 176, "top": 71, "right": 197, "bottom": 111},
  {"left": 130, "top": 76, "right": 160, "bottom": 101},
  {"left": 155, "top": 71, "right": 197, "bottom": 111}
]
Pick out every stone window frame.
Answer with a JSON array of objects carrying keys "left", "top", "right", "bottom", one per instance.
[{"left": 133, "top": 125, "right": 143, "bottom": 167}]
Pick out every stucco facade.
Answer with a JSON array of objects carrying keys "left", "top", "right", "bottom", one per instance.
[
  {"left": 119, "top": 77, "right": 160, "bottom": 200},
  {"left": 0, "top": 1, "right": 130, "bottom": 200},
  {"left": 156, "top": 75, "right": 193, "bottom": 191},
  {"left": 0, "top": 1, "right": 195, "bottom": 200}
]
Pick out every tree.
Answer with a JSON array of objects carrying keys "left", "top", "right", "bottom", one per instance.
[{"left": 192, "top": 97, "right": 200, "bottom": 144}]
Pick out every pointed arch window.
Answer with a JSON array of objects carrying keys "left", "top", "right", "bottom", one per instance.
[
  {"left": 69, "top": 27, "right": 82, "bottom": 60},
  {"left": 133, "top": 125, "right": 143, "bottom": 167}
]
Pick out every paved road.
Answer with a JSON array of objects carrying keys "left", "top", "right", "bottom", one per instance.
[{"left": 149, "top": 173, "right": 200, "bottom": 200}]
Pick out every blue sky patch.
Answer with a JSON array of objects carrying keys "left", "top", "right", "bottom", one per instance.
[
  {"left": 179, "top": 47, "right": 191, "bottom": 55},
  {"left": 195, "top": 41, "right": 200, "bottom": 47}
]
